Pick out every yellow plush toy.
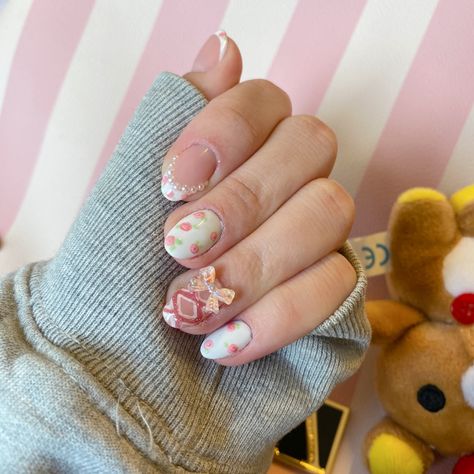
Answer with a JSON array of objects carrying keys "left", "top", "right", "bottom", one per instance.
[{"left": 364, "top": 184, "right": 474, "bottom": 474}]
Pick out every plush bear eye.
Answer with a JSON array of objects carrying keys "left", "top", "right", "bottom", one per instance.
[{"left": 417, "top": 384, "right": 446, "bottom": 412}]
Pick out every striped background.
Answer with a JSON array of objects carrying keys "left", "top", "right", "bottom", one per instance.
[{"left": 1, "top": 1, "right": 471, "bottom": 472}]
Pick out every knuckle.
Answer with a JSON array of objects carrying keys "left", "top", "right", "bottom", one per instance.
[
  {"left": 220, "top": 173, "right": 263, "bottom": 217},
  {"left": 284, "top": 115, "right": 338, "bottom": 169},
  {"left": 212, "top": 104, "right": 260, "bottom": 145},
  {"left": 311, "top": 117, "right": 338, "bottom": 158},
  {"left": 243, "top": 79, "right": 292, "bottom": 114},
  {"left": 326, "top": 253, "right": 357, "bottom": 298},
  {"left": 315, "top": 179, "right": 355, "bottom": 237}
]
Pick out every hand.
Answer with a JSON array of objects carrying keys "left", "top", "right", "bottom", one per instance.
[
  {"left": 162, "top": 32, "right": 356, "bottom": 365},
  {"left": 31, "top": 32, "right": 368, "bottom": 473}
]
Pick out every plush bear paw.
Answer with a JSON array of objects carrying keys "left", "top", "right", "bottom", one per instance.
[
  {"left": 397, "top": 187, "right": 447, "bottom": 204},
  {"left": 367, "top": 433, "right": 426, "bottom": 474}
]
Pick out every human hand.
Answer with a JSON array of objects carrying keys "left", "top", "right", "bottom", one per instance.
[
  {"left": 162, "top": 32, "right": 357, "bottom": 365},
  {"left": 29, "top": 31, "right": 369, "bottom": 473}
]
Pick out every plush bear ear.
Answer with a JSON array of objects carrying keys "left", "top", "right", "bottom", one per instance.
[
  {"left": 451, "top": 184, "right": 474, "bottom": 237},
  {"left": 366, "top": 300, "right": 426, "bottom": 345},
  {"left": 387, "top": 187, "right": 461, "bottom": 322}
]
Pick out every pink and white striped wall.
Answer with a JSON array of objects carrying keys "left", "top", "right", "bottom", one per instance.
[{"left": 1, "top": 1, "right": 471, "bottom": 473}]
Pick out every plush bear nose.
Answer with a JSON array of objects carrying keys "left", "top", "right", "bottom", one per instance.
[{"left": 451, "top": 293, "right": 474, "bottom": 324}]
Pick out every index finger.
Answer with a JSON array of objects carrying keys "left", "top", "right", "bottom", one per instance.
[{"left": 160, "top": 79, "right": 292, "bottom": 201}]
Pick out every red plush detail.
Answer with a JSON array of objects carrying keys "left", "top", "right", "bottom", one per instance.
[
  {"left": 453, "top": 454, "right": 474, "bottom": 474},
  {"left": 451, "top": 293, "right": 474, "bottom": 325}
]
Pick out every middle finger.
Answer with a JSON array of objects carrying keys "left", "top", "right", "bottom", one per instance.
[
  {"left": 163, "top": 115, "right": 337, "bottom": 263},
  {"left": 164, "top": 178, "right": 354, "bottom": 334}
]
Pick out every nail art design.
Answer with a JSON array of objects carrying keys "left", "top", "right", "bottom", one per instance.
[
  {"left": 188, "top": 266, "right": 235, "bottom": 313},
  {"left": 161, "top": 144, "right": 217, "bottom": 201},
  {"left": 200, "top": 321, "right": 252, "bottom": 360},
  {"left": 161, "top": 155, "right": 207, "bottom": 201},
  {"left": 163, "top": 266, "right": 235, "bottom": 329},
  {"left": 215, "top": 30, "right": 228, "bottom": 62},
  {"left": 192, "top": 30, "right": 228, "bottom": 73},
  {"left": 165, "top": 210, "right": 222, "bottom": 259}
]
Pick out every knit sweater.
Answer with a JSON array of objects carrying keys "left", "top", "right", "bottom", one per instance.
[{"left": 0, "top": 72, "right": 370, "bottom": 473}]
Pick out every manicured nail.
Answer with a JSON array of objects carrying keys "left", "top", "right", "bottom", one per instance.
[
  {"left": 163, "top": 266, "right": 235, "bottom": 328},
  {"left": 192, "top": 30, "right": 228, "bottom": 72},
  {"left": 165, "top": 210, "right": 222, "bottom": 259},
  {"left": 161, "top": 144, "right": 217, "bottom": 201},
  {"left": 200, "top": 321, "right": 252, "bottom": 359}
]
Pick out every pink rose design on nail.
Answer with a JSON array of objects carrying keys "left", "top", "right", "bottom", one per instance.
[
  {"left": 190, "top": 243, "right": 200, "bottom": 254},
  {"left": 228, "top": 344, "right": 239, "bottom": 353},
  {"left": 193, "top": 211, "right": 205, "bottom": 219},
  {"left": 203, "top": 339, "right": 214, "bottom": 350},
  {"left": 180, "top": 222, "right": 192, "bottom": 231},
  {"left": 162, "top": 175, "right": 168, "bottom": 184},
  {"left": 167, "top": 191, "right": 174, "bottom": 198},
  {"left": 227, "top": 322, "right": 236, "bottom": 331},
  {"left": 210, "top": 231, "right": 218, "bottom": 241},
  {"left": 165, "top": 235, "right": 175, "bottom": 246}
]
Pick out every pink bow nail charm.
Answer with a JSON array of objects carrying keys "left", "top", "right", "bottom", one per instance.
[
  {"left": 162, "top": 266, "right": 235, "bottom": 329},
  {"left": 188, "top": 266, "right": 235, "bottom": 314}
]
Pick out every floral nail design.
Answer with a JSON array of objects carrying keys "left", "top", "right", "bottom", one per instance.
[
  {"left": 179, "top": 222, "right": 192, "bottom": 231},
  {"left": 162, "top": 266, "right": 235, "bottom": 329},
  {"left": 164, "top": 210, "right": 222, "bottom": 259},
  {"left": 200, "top": 321, "right": 252, "bottom": 360}
]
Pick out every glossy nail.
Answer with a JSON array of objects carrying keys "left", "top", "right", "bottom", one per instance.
[
  {"left": 200, "top": 321, "right": 252, "bottom": 359},
  {"left": 163, "top": 266, "right": 235, "bottom": 329},
  {"left": 164, "top": 210, "right": 222, "bottom": 259},
  {"left": 192, "top": 30, "right": 228, "bottom": 72},
  {"left": 161, "top": 144, "right": 217, "bottom": 201}
]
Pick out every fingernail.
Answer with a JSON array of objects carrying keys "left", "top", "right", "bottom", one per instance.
[
  {"left": 192, "top": 30, "right": 228, "bottom": 72},
  {"left": 200, "top": 321, "right": 252, "bottom": 359},
  {"left": 161, "top": 144, "right": 217, "bottom": 201},
  {"left": 163, "top": 266, "right": 235, "bottom": 328},
  {"left": 164, "top": 210, "right": 222, "bottom": 259}
]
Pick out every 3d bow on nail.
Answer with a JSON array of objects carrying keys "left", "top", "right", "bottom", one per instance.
[
  {"left": 162, "top": 266, "right": 236, "bottom": 329},
  {"left": 188, "top": 266, "right": 235, "bottom": 314}
]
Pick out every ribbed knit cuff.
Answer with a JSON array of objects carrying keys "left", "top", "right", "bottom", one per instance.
[
  {"left": 34, "top": 71, "right": 205, "bottom": 353},
  {"left": 24, "top": 71, "right": 370, "bottom": 473}
]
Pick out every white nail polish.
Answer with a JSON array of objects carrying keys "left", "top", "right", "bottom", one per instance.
[
  {"left": 200, "top": 321, "right": 252, "bottom": 360},
  {"left": 214, "top": 30, "right": 228, "bottom": 62},
  {"left": 164, "top": 210, "right": 222, "bottom": 259}
]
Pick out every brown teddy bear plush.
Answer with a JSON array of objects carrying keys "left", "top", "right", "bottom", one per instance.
[
  {"left": 363, "top": 184, "right": 474, "bottom": 474},
  {"left": 388, "top": 185, "right": 474, "bottom": 324}
]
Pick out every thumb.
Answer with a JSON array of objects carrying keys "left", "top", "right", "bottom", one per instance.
[{"left": 184, "top": 30, "right": 242, "bottom": 100}]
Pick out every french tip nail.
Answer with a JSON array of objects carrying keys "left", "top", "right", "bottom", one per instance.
[
  {"left": 162, "top": 298, "right": 180, "bottom": 326},
  {"left": 191, "top": 30, "right": 228, "bottom": 73},
  {"left": 213, "top": 30, "right": 228, "bottom": 61},
  {"left": 160, "top": 174, "right": 186, "bottom": 202}
]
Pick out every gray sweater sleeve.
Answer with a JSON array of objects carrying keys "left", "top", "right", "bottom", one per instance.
[{"left": 0, "top": 72, "right": 370, "bottom": 473}]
